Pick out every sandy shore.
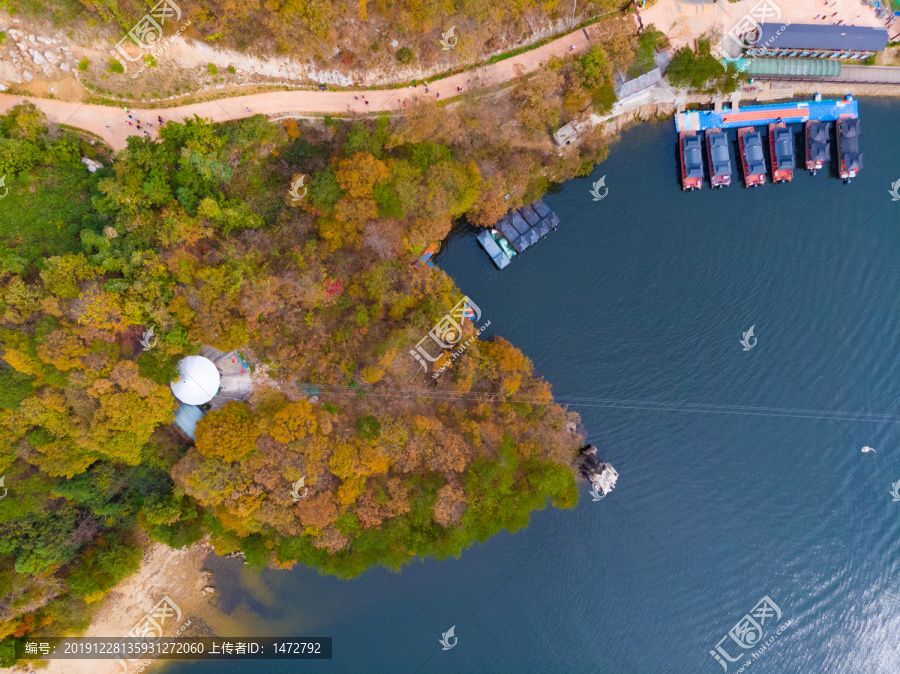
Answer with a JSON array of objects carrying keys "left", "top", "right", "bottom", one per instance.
[
  {"left": 643, "top": 0, "right": 898, "bottom": 50},
  {"left": 15, "top": 538, "right": 230, "bottom": 674}
]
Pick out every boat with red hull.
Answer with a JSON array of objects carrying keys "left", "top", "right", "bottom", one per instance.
[
  {"left": 805, "top": 120, "right": 831, "bottom": 175},
  {"left": 737, "top": 127, "right": 766, "bottom": 188},
  {"left": 679, "top": 131, "right": 703, "bottom": 192},
  {"left": 836, "top": 117, "right": 862, "bottom": 184},
  {"left": 705, "top": 128, "right": 733, "bottom": 188},
  {"left": 768, "top": 122, "right": 795, "bottom": 184}
]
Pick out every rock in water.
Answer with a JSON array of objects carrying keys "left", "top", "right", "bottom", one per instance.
[{"left": 577, "top": 444, "right": 618, "bottom": 495}]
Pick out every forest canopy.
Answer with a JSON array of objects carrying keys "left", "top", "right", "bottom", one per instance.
[{"left": 0, "top": 87, "right": 599, "bottom": 663}]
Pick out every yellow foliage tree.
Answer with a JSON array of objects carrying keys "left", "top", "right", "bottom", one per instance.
[
  {"left": 269, "top": 400, "right": 317, "bottom": 443},
  {"left": 36, "top": 329, "right": 90, "bottom": 371},
  {"left": 195, "top": 401, "right": 260, "bottom": 462}
]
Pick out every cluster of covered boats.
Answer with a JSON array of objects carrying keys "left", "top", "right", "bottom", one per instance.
[{"left": 678, "top": 117, "right": 863, "bottom": 190}]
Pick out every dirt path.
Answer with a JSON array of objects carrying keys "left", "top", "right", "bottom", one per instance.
[{"left": 0, "top": 28, "right": 592, "bottom": 152}]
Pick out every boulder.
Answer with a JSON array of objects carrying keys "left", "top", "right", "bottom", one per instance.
[
  {"left": 22, "top": 70, "right": 32, "bottom": 82},
  {"left": 577, "top": 444, "right": 618, "bottom": 495},
  {"left": 81, "top": 157, "right": 104, "bottom": 173},
  {"left": 0, "top": 63, "right": 23, "bottom": 84}
]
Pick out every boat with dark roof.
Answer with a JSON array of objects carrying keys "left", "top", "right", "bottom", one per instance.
[
  {"left": 705, "top": 128, "right": 733, "bottom": 188},
  {"left": 478, "top": 199, "right": 560, "bottom": 269},
  {"left": 805, "top": 120, "right": 831, "bottom": 176},
  {"left": 768, "top": 122, "right": 795, "bottom": 184},
  {"left": 836, "top": 117, "right": 862, "bottom": 184},
  {"left": 737, "top": 127, "right": 766, "bottom": 188},
  {"left": 679, "top": 130, "right": 703, "bottom": 192}
]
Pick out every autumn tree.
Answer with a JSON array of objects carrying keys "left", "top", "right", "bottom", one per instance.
[
  {"left": 195, "top": 401, "right": 260, "bottom": 462},
  {"left": 269, "top": 400, "right": 317, "bottom": 443}
]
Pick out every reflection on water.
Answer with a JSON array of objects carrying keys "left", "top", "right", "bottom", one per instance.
[{"left": 166, "top": 99, "right": 900, "bottom": 673}]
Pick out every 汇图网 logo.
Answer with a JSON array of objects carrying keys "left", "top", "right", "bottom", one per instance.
[
  {"left": 709, "top": 595, "right": 789, "bottom": 672},
  {"left": 290, "top": 476, "right": 308, "bottom": 501},
  {"left": 740, "top": 326, "right": 757, "bottom": 351},
  {"left": 889, "top": 178, "right": 900, "bottom": 202},
  {"left": 410, "top": 297, "right": 489, "bottom": 378},
  {"left": 110, "top": 0, "right": 192, "bottom": 79},
  {"left": 713, "top": 0, "right": 787, "bottom": 66},
  {"left": 139, "top": 326, "right": 157, "bottom": 351},
  {"left": 890, "top": 479, "right": 900, "bottom": 502},
  {"left": 439, "top": 625, "right": 457, "bottom": 650},
  {"left": 589, "top": 175, "right": 608, "bottom": 201},
  {"left": 439, "top": 26, "right": 458, "bottom": 51},
  {"left": 288, "top": 175, "right": 308, "bottom": 202}
]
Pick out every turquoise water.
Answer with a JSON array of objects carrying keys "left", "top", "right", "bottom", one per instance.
[{"left": 167, "top": 98, "right": 900, "bottom": 673}]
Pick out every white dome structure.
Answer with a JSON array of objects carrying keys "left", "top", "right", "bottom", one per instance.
[{"left": 170, "top": 356, "right": 221, "bottom": 405}]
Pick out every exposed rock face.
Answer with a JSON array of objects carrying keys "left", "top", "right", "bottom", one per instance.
[
  {"left": 577, "top": 444, "right": 618, "bottom": 495},
  {"left": 0, "top": 27, "right": 79, "bottom": 87}
]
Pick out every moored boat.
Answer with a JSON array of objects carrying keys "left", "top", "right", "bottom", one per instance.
[
  {"left": 805, "top": 120, "right": 831, "bottom": 176},
  {"left": 768, "top": 122, "right": 795, "bottom": 184},
  {"left": 737, "top": 127, "right": 766, "bottom": 188},
  {"left": 705, "top": 128, "right": 733, "bottom": 188},
  {"left": 836, "top": 117, "right": 862, "bottom": 184},
  {"left": 679, "top": 130, "right": 704, "bottom": 192}
]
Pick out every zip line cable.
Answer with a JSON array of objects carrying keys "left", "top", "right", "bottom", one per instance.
[{"left": 294, "top": 382, "right": 900, "bottom": 424}]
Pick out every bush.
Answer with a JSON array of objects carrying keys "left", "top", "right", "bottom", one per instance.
[
  {"left": 666, "top": 43, "right": 741, "bottom": 93},
  {"left": 356, "top": 415, "right": 381, "bottom": 440},
  {"left": 67, "top": 532, "right": 142, "bottom": 601},
  {"left": 0, "top": 367, "right": 34, "bottom": 410},
  {"left": 207, "top": 63, "right": 218, "bottom": 75},
  {"left": 108, "top": 59, "right": 124, "bottom": 74},
  {"left": 77, "top": 57, "right": 89, "bottom": 71},
  {"left": 228, "top": 64, "right": 236, "bottom": 74},
  {"left": 396, "top": 47, "right": 414, "bottom": 64}
]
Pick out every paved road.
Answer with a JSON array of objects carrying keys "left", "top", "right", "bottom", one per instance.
[
  {"left": 838, "top": 65, "right": 900, "bottom": 84},
  {"left": 0, "top": 28, "right": 592, "bottom": 151}
]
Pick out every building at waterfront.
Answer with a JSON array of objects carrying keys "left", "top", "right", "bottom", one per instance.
[{"left": 748, "top": 24, "right": 889, "bottom": 61}]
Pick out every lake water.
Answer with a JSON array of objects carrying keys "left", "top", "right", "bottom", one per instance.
[{"left": 166, "top": 98, "right": 900, "bottom": 673}]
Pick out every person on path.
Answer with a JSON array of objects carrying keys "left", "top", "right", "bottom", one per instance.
[
  {"left": 425, "top": 87, "right": 429, "bottom": 93},
  {"left": 436, "top": 92, "right": 440, "bottom": 99}
]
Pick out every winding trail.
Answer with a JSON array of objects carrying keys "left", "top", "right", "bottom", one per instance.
[{"left": 0, "top": 28, "right": 592, "bottom": 151}]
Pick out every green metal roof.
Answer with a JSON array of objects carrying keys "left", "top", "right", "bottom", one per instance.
[{"left": 747, "top": 58, "right": 841, "bottom": 78}]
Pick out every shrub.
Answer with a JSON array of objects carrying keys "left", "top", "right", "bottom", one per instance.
[
  {"left": 108, "top": 59, "right": 124, "bottom": 74},
  {"left": 227, "top": 64, "right": 236, "bottom": 74},
  {"left": 207, "top": 63, "right": 218, "bottom": 75},
  {"left": 77, "top": 57, "right": 89, "bottom": 71},
  {"left": 396, "top": 47, "right": 414, "bottom": 64}
]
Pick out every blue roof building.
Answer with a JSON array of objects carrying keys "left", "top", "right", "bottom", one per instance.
[{"left": 748, "top": 24, "right": 889, "bottom": 60}]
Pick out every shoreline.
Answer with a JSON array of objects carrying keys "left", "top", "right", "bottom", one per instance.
[{"left": 21, "top": 538, "right": 232, "bottom": 674}]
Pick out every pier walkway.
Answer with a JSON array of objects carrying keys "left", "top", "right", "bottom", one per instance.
[{"left": 675, "top": 97, "right": 859, "bottom": 132}]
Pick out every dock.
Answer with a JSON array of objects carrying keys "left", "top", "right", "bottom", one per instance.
[
  {"left": 477, "top": 200, "right": 560, "bottom": 269},
  {"left": 675, "top": 96, "right": 859, "bottom": 133}
]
